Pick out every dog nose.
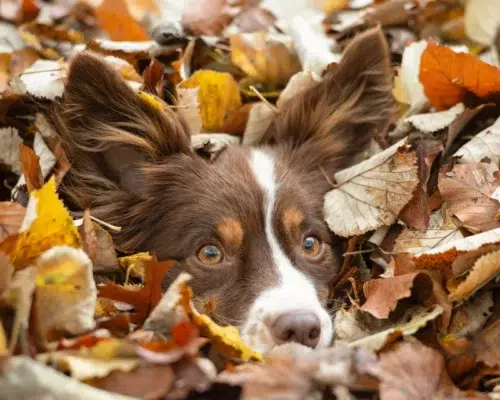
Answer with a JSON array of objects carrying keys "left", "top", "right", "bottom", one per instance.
[{"left": 271, "top": 311, "right": 321, "bottom": 348}]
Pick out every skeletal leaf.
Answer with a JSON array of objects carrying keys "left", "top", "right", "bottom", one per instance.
[
  {"left": 448, "top": 249, "right": 500, "bottom": 302},
  {"left": 324, "top": 139, "right": 419, "bottom": 237},
  {"left": 454, "top": 116, "right": 500, "bottom": 167},
  {"left": 395, "top": 208, "right": 464, "bottom": 255},
  {"left": 438, "top": 162, "right": 500, "bottom": 233}
]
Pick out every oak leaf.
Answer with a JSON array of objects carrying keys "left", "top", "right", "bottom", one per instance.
[
  {"left": 8, "top": 177, "right": 81, "bottom": 269},
  {"left": 438, "top": 162, "right": 500, "bottom": 233},
  {"left": 324, "top": 139, "right": 419, "bottom": 237},
  {"left": 180, "top": 70, "right": 242, "bottom": 132},
  {"left": 419, "top": 42, "right": 500, "bottom": 110}
]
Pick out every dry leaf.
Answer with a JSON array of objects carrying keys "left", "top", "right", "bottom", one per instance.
[
  {"left": 395, "top": 208, "right": 464, "bottom": 255},
  {"left": 33, "top": 246, "right": 97, "bottom": 346},
  {"left": 454, "top": 116, "right": 500, "bottom": 167},
  {"left": 419, "top": 42, "right": 500, "bottom": 110},
  {"left": 400, "top": 40, "right": 429, "bottom": 108},
  {"left": 230, "top": 32, "right": 301, "bottom": 86},
  {"left": 182, "top": 0, "right": 236, "bottom": 36},
  {"left": 324, "top": 139, "right": 419, "bottom": 237},
  {"left": 465, "top": 0, "right": 500, "bottom": 45},
  {"left": 180, "top": 70, "right": 242, "bottom": 132},
  {"left": 94, "top": 0, "right": 150, "bottom": 42},
  {"left": 11, "top": 59, "right": 65, "bottom": 99},
  {"left": 404, "top": 103, "right": 465, "bottom": 134},
  {"left": 0, "top": 202, "right": 25, "bottom": 243},
  {"left": 378, "top": 341, "right": 463, "bottom": 400},
  {"left": 448, "top": 291, "right": 493, "bottom": 336},
  {"left": 8, "top": 177, "right": 81, "bottom": 269},
  {"left": 0, "top": 127, "right": 22, "bottom": 174},
  {"left": 474, "top": 319, "right": 500, "bottom": 368},
  {"left": 360, "top": 272, "right": 433, "bottom": 319},
  {"left": 176, "top": 86, "right": 202, "bottom": 135},
  {"left": 449, "top": 249, "right": 500, "bottom": 302},
  {"left": 438, "top": 162, "right": 500, "bottom": 233},
  {"left": 19, "top": 144, "right": 42, "bottom": 193}
]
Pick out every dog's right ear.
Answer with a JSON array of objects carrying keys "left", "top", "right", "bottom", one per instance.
[{"left": 51, "top": 52, "right": 192, "bottom": 207}]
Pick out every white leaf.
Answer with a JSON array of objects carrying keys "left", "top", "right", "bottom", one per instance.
[
  {"left": 242, "top": 102, "right": 275, "bottom": 145},
  {"left": 0, "top": 127, "right": 22, "bottom": 175},
  {"left": 91, "top": 39, "right": 158, "bottom": 53},
  {"left": 191, "top": 133, "right": 240, "bottom": 150},
  {"left": 400, "top": 40, "right": 429, "bottom": 107},
  {"left": 465, "top": 0, "right": 500, "bottom": 45},
  {"left": 404, "top": 103, "right": 465, "bottom": 134},
  {"left": 177, "top": 86, "right": 202, "bottom": 135},
  {"left": 276, "top": 70, "right": 321, "bottom": 107},
  {"left": 12, "top": 60, "right": 64, "bottom": 100},
  {"left": 394, "top": 208, "right": 464, "bottom": 255},
  {"left": 323, "top": 139, "right": 419, "bottom": 237},
  {"left": 455, "top": 116, "right": 500, "bottom": 167}
]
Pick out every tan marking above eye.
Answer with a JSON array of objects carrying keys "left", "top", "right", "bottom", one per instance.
[
  {"left": 301, "top": 236, "right": 322, "bottom": 257},
  {"left": 217, "top": 217, "right": 244, "bottom": 247},
  {"left": 283, "top": 206, "right": 305, "bottom": 232},
  {"left": 198, "top": 245, "right": 223, "bottom": 265}
]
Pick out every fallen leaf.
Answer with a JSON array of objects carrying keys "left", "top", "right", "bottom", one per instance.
[
  {"left": 360, "top": 272, "right": 433, "bottom": 319},
  {"left": 438, "top": 162, "right": 500, "bottom": 233},
  {"left": 94, "top": 0, "right": 150, "bottom": 42},
  {"left": 474, "top": 319, "right": 500, "bottom": 368},
  {"left": 395, "top": 207, "right": 464, "bottom": 255},
  {"left": 454, "top": 116, "right": 500, "bottom": 167},
  {"left": 19, "top": 144, "right": 42, "bottom": 193},
  {"left": 449, "top": 249, "right": 500, "bottom": 302},
  {"left": 11, "top": 59, "right": 65, "bottom": 99},
  {"left": 404, "top": 103, "right": 465, "bottom": 134},
  {"left": 142, "top": 58, "right": 164, "bottom": 96},
  {"left": 8, "top": 177, "right": 81, "bottom": 269},
  {"left": 176, "top": 86, "right": 202, "bottom": 135},
  {"left": 419, "top": 42, "right": 500, "bottom": 110},
  {"left": 182, "top": 0, "right": 236, "bottom": 36},
  {"left": 230, "top": 32, "right": 301, "bottom": 87},
  {"left": 118, "top": 252, "right": 153, "bottom": 281},
  {"left": 464, "top": 0, "right": 500, "bottom": 45},
  {"left": 0, "top": 202, "right": 25, "bottom": 243},
  {"left": 449, "top": 291, "right": 493, "bottom": 336},
  {"left": 377, "top": 341, "right": 463, "bottom": 400},
  {"left": 180, "top": 70, "right": 242, "bottom": 132},
  {"left": 0, "top": 127, "right": 22, "bottom": 174},
  {"left": 33, "top": 246, "right": 97, "bottom": 346},
  {"left": 400, "top": 40, "right": 429, "bottom": 108},
  {"left": 324, "top": 139, "right": 419, "bottom": 237}
]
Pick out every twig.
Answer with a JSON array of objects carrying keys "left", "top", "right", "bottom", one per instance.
[
  {"left": 90, "top": 215, "right": 122, "bottom": 232},
  {"left": 249, "top": 85, "right": 279, "bottom": 114}
]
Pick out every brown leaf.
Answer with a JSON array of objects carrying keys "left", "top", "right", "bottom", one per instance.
[
  {"left": 79, "top": 210, "right": 97, "bottom": 263},
  {"left": 19, "top": 144, "right": 42, "bottom": 193},
  {"left": 378, "top": 341, "right": 464, "bottom": 400},
  {"left": 474, "top": 319, "right": 500, "bottom": 368},
  {"left": 439, "top": 162, "right": 500, "bottom": 233},
  {"left": 142, "top": 58, "right": 164, "bottom": 97},
  {"left": 94, "top": 0, "right": 150, "bottom": 42},
  {"left": 360, "top": 272, "right": 433, "bottom": 319},
  {"left": 0, "top": 202, "right": 25, "bottom": 244},
  {"left": 449, "top": 249, "right": 500, "bottom": 302},
  {"left": 182, "top": 0, "right": 236, "bottom": 36},
  {"left": 399, "top": 137, "right": 443, "bottom": 231}
]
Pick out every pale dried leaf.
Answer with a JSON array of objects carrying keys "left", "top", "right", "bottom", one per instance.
[
  {"left": 400, "top": 40, "right": 428, "bottom": 107},
  {"left": 439, "top": 162, "right": 500, "bottom": 233},
  {"left": 177, "top": 86, "right": 202, "bottom": 135},
  {"left": 324, "top": 139, "right": 419, "bottom": 237},
  {"left": 191, "top": 133, "right": 240, "bottom": 155},
  {"left": 277, "top": 70, "right": 321, "bottom": 107},
  {"left": 448, "top": 291, "right": 493, "bottom": 337},
  {"left": 474, "top": 319, "right": 500, "bottom": 368},
  {"left": 454, "top": 116, "right": 500, "bottom": 167},
  {"left": 11, "top": 59, "right": 65, "bottom": 99},
  {"left": 405, "top": 103, "right": 465, "bottom": 134},
  {"left": 0, "top": 127, "right": 22, "bottom": 175},
  {"left": 449, "top": 249, "right": 500, "bottom": 302},
  {"left": 395, "top": 208, "right": 464, "bottom": 255},
  {"left": 242, "top": 102, "right": 275, "bottom": 145},
  {"left": 465, "top": 0, "right": 500, "bottom": 45},
  {"left": 0, "top": 202, "right": 26, "bottom": 243}
]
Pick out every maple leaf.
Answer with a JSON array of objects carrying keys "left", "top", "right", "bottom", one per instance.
[
  {"left": 7, "top": 177, "right": 81, "bottom": 269},
  {"left": 419, "top": 42, "right": 500, "bottom": 110},
  {"left": 324, "top": 139, "right": 419, "bottom": 237}
]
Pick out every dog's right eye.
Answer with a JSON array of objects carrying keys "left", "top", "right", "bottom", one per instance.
[{"left": 197, "top": 245, "right": 223, "bottom": 265}]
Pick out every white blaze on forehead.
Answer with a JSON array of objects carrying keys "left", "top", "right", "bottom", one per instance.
[{"left": 245, "top": 149, "right": 332, "bottom": 353}]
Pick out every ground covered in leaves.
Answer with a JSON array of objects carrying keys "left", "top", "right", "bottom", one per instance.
[{"left": 1, "top": 0, "right": 500, "bottom": 399}]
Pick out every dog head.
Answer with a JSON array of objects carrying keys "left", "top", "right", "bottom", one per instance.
[{"left": 53, "top": 27, "right": 394, "bottom": 353}]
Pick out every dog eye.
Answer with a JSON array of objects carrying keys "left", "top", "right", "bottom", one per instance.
[
  {"left": 301, "top": 236, "right": 322, "bottom": 257},
  {"left": 198, "top": 245, "right": 223, "bottom": 265}
]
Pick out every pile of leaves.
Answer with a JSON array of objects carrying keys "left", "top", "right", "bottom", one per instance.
[{"left": 1, "top": 0, "right": 500, "bottom": 398}]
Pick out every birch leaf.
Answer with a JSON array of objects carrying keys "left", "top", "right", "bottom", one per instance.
[
  {"left": 438, "top": 162, "right": 500, "bottom": 233},
  {"left": 324, "top": 139, "right": 419, "bottom": 237},
  {"left": 454, "top": 116, "right": 500, "bottom": 167}
]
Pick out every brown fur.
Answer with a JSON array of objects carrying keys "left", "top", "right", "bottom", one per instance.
[{"left": 50, "top": 27, "right": 394, "bottom": 326}]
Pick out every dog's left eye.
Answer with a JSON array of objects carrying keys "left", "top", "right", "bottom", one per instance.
[
  {"left": 301, "top": 236, "right": 322, "bottom": 257},
  {"left": 198, "top": 245, "right": 223, "bottom": 265}
]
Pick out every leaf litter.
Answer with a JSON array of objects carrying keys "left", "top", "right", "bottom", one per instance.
[{"left": 0, "top": 0, "right": 500, "bottom": 399}]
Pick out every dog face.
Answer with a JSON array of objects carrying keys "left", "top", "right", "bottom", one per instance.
[{"left": 52, "top": 27, "right": 394, "bottom": 353}]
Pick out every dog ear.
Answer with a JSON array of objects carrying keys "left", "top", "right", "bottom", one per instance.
[
  {"left": 51, "top": 51, "right": 192, "bottom": 208},
  {"left": 265, "top": 26, "right": 395, "bottom": 171}
]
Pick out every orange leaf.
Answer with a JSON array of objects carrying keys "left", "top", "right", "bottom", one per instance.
[
  {"left": 19, "top": 144, "right": 43, "bottom": 193},
  {"left": 420, "top": 42, "right": 500, "bottom": 110},
  {"left": 94, "top": 0, "right": 149, "bottom": 42}
]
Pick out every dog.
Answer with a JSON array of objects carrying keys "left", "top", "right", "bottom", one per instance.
[{"left": 51, "top": 27, "right": 394, "bottom": 353}]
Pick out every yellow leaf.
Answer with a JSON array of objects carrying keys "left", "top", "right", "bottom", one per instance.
[
  {"left": 0, "top": 320, "right": 6, "bottom": 355},
  {"left": 180, "top": 70, "right": 242, "bottom": 132},
  {"left": 119, "top": 251, "right": 153, "bottom": 281},
  {"left": 8, "top": 177, "right": 81, "bottom": 269},
  {"left": 179, "top": 283, "right": 262, "bottom": 362},
  {"left": 138, "top": 91, "right": 165, "bottom": 111}
]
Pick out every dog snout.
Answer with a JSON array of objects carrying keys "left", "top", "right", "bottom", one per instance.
[{"left": 270, "top": 311, "right": 321, "bottom": 348}]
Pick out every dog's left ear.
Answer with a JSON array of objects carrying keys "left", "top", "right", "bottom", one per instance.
[{"left": 265, "top": 26, "right": 395, "bottom": 171}]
